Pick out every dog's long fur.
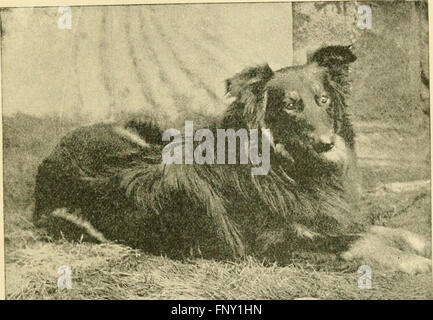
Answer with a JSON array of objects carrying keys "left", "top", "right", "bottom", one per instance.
[{"left": 34, "top": 45, "right": 365, "bottom": 262}]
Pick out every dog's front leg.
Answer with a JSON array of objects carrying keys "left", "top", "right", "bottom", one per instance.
[{"left": 342, "top": 226, "right": 431, "bottom": 274}]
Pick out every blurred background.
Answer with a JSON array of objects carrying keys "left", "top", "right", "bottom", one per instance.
[
  {"left": 1, "top": 4, "right": 293, "bottom": 126},
  {"left": 294, "top": 1, "right": 429, "bottom": 124},
  {"left": 1, "top": 1, "right": 432, "bottom": 300},
  {"left": 1, "top": 2, "right": 429, "bottom": 123}
]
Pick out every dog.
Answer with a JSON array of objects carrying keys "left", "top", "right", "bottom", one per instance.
[{"left": 33, "top": 45, "right": 431, "bottom": 273}]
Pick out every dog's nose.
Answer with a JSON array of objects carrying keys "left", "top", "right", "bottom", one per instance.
[
  {"left": 314, "top": 141, "right": 335, "bottom": 153},
  {"left": 318, "top": 133, "right": 335, "bottom": 146},
  {"left": 313, "top": 132, "right": 335, "bottom": 153}
]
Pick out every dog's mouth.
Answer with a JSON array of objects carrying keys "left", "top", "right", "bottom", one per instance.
[
  {"left": 313, "top": 141, "right": 335, "bottom": 154},
  {"left": 313, "top": 136, "right": 348, "bottom": 165}
]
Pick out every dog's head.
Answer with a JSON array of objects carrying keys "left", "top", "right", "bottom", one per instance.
[{"left": 225, "top": 45, "right": 356, "bottom": 171}]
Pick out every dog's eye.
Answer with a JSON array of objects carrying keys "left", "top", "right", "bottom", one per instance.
[
  {"left": 284, "top": 99, "right": 298, "bottom": 111},
  {"left": 319, "top": 95, "right": 329, "bottom": 105}
]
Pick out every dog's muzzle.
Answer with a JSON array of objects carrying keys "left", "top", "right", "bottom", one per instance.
[{"left": 313, "top": 141, "right": 335, "bottom": 153}]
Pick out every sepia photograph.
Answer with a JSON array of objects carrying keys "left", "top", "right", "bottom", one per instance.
[{"left": 0, "top": 0, "right": 432, "bottom": 301}]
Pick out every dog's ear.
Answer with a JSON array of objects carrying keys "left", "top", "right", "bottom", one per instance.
[
  {"left": 307, "top": 45, "right": 357, "bottom": 69},
  {"left": 225, "top": 64, "right": 274, "bottom": 100},
  {"left": 308, "top": 45, "right": 356, "bottom": 92},
  {"left": 225, "top": 64, "right": 274, "bottom": 128}
]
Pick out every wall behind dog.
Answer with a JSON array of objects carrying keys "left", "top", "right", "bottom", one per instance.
[
  {"left": 1, "top": 4, "right": 292, "bottom": 128},
  {"left": 293, "top": 1, "right": 429, "bottom": 124},
  {"left": 3, "top": 2, "right": 427, "bottom": 126}
]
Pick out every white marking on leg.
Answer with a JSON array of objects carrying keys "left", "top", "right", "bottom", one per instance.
[
  {"left": 113, "top": 126, "right": 150, "bottom": 149},
  {"left": 51, "top": 208, "right": 109, "bottom": 243}
]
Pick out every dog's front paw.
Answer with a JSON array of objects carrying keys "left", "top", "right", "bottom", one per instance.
[
  {"left": 397, "top": 255, "right": 432, "bottom": 274},
  {"left": 342, "top": 226, "right": 431, "bottom": 274}
]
